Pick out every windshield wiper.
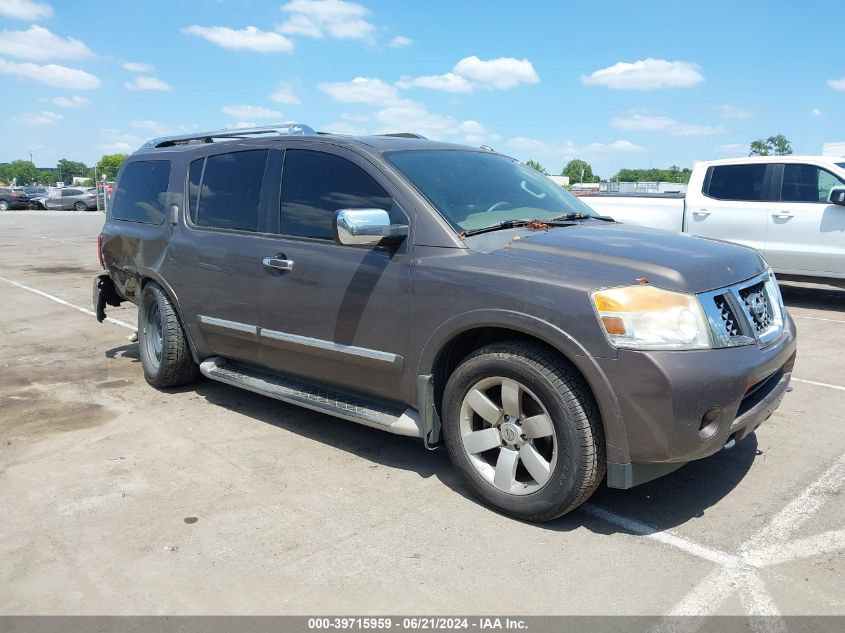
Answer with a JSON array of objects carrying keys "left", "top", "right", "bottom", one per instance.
[
  {"left": 461, "top": 218, "right": 570, "bottom": 237},
  {"left": 551, "top": 212, "right": 615, "bottom": 222}
]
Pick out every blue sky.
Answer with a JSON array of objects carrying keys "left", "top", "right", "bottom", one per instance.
[{"left": 0, "top": 0, "right": 842, "bottom": 177}]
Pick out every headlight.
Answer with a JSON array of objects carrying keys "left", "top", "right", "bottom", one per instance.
[{"left": 590, "top": 285, "right": 711, "bottom": 350}]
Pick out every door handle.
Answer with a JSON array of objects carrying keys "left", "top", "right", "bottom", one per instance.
[
  {"left": 772, "top": 212, "right": 794, "bottom": 219},
  {"left": 693, "top": 210, "right": 710, "bottom": 217},
  {"left": 262, "top": 257, "right": 294, "bottom": 272}
]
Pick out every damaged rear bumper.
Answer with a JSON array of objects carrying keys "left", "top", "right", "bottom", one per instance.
[{"left": 93, "top": 273, "right": 124, "bottom": 322}]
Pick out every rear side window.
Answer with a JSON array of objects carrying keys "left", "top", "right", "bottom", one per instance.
[
  {"left": 706, "top": 164, "right": 768, "bottom": 201},
  {"left": 280, "top": 150, "right": 397, "bottom": 240},
  {"left": 191, "top": 150, "right": 268, "bottom": 232},
  {"left": 781, "top": 164, "right": 845, "bottom": 203},
  {"left": 111, "top": 160, "right": 171, "bottom": 224}
]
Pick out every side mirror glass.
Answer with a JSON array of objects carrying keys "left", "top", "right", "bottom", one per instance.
[
  {"left": 333, "top": 208, "right": 408, "bottom": 247},
  {"left": 829, "top": 187, "right": 845, "bottom": 207}
]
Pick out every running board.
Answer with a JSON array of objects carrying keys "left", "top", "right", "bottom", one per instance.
[{"left": 199, "top": 357, "right": 421, "bottom": 438}]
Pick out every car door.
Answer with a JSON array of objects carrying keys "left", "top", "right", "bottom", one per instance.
[
  {"left": 164, "top": 147, "right": 286, "bottom": 366},
  {"left": 45, "top": 189, "right": 64, "bottom": 209},
  {"left": 684, "top": 162, "right": 773, "bottom": 253},
  {"left": 764, "top": 162, "right": 845, "bottom": 275},
  {"left": 256, "top": 145, "right": 412, "bottom": 402}
]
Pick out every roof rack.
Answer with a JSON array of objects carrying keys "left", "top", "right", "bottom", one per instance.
[
  {"left": 141, "top": 122, "right": 317, "bottom": 149},
  {"left": 373, "top": 132, "right": 427, "bottom": 139}
]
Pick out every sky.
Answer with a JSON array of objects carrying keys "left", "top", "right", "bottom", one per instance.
[{"left": 0, "top": 0, "right": 842, "bottom": 178}]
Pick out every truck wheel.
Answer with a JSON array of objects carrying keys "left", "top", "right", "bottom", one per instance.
[
  {"left": 138, "top": 281, "right": 198, "bottom": 388},
  {"left": 442, "top": 341, "right": 606, "bottom": 521}
]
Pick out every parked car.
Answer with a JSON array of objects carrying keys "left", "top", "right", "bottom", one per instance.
[
  {"left": 0, "top": 187, "right": 30, "bottom": 210},
  {"left": 22, "top": 186, "right": 50, "bottom": 209},
  {"left": 93, "top": 124, "right": 797, "bottom": 521},
  {"left": 581, "top": 156, "right": 845, "bottom": 287},
  {"left": 44, "top": 187, "right": 98, "bottom": 211}
]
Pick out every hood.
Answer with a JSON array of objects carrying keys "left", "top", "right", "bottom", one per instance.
[{"left": 465, "top": 221, "right": 766, "bottom": 293}]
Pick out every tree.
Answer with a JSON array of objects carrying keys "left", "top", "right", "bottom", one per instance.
[
  {"left": 56, "top": 158, "right": 88, "bottom": 183},
  {"left": 525, "top": 159, "right": 548, "bottom": 175},
  {"left": 96, "top": 154, "right": 128, "bottom": 181},
  {"left": 749, "top": 135, "right": 793, "bottom": 157},
  {"left": 561, "top": 159, "right": 598, "bottom": 184},
  {"left": 610, "top": 167, "right": 692, "bottom": 183},
  {"left": 0, "top": 160, "right": 39, "bottom": 185}
]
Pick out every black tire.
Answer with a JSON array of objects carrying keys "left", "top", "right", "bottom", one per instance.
[
  {"left": 0, "top": 201, "right": 8, "bottom": 211},
  {"left": 138, "top": 281, "right": 199, "bottom": 388},
  {"left": 442, "top": 341, "right": 606, "bottom": 522},
  {"left": 73, "top": 201, "right": 87, "bottom": 211}
]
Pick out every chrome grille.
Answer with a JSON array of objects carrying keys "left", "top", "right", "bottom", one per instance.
[{"left": 699, "top": 271, "right": 785, "bottom": 348}]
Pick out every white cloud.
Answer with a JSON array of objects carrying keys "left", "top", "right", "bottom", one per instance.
[
  {"left": 0, "top": 0, "right": 53, "bottom": 20},
  {"left": 47, "top": 95, "right": 89, "bottom": 107},
  {"left": 716, "top": 105, "right": 754, "bottom": 119},
  {"left": 124, "top": 76, "right": 172, "bottom": 91},
  {"left": 123, "top": 61, "right": 154, "bottom": 73},
  {"left": 507, "top": 137, "right": 645, "bottom": 159},
  {"left": 14, "top": 110, "right": 62, "bottom": 125},
  {"left": 278, "top": 0, "right": 375, "bottom": 41},
  {"left": 318, "top": 76, "right": 408, "bottom": 106},
  {"left": 0, "top": 59, "right": 100, "bottom": 89},
  {"left": 611, "top": 114, "right": 724, "bottom": 136},
  {"left": 453, "top": 56, "right": 539, "bottom": 90},
  {"left": 221, "top": 104, "right": 284, "bottom": 120},
  {"left": 374, "top": 102, "right": 488, "bottom": 141},
  {"left": 396, "top": 72, "right": 473, "bottom": 93},
  {"left": 828, "top": 76, "right": 845, "bottom": 90},
  {"left": 98, "top": 128, "right": 141, "bottom": 153},
  {"left": 270, "top": 82, "right": 301, "bottom": 104},
  {"left": 130, "top": 120, "right": 200, "bottom": 136},
  {"left": 719, "top": 143, "right": 747, "bottom": 156},
  {"left": 0, "top": 25, "right": 93, "bottom": 61},
  {"left": 397, "top": 56, "right": 539, "bottom": 93},
  {"left": 582, "top": 58, "right": 703, "bottom": 90},
  {"left": 388, "top": 35, "right": 412, "bottom": 48},
  {"left": 812, "top": 107, "right": 822, "bottom": 117},
  {"left": 322, "top": 121, "right": 368, "bottom": 135},
  {"left": 182, "top": 25, "right": 294, "bottom": 53}
]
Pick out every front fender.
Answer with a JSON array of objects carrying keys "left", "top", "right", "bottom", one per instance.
[{"left": 416, "top": 309, "right": 630, "bottom": 465}]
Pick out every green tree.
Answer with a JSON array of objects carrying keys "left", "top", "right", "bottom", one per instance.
[
  {"left": 610, "top": 167, "right": 692, "bottom": 183},
  {"left": 96, "top": 154, "right": 128, "bottom": 181},
  {"left": 561, "top": 159, "right": 598, "bottom": 183},
  {"left": 56, "top": 158, "right": 88, "bottom": 183},
  {"left": 0, "top": 160, "right": 39, "bottom": 185},
  {"left": 749, "top": 135, "right": 793, "bottom": 157},
  {"left": 525, "top": 159, "right": 548, "bottom": 175}
]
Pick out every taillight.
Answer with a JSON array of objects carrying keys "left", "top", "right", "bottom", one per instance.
[{"left": 97, "top": 233, "right": 104, "bottom": 269}]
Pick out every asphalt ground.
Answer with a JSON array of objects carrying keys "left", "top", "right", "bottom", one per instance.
[{"left": 1, "top": 211, "right": 843, "bottom": 620}]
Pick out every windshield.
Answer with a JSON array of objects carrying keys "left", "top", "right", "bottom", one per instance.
[{"left": 385, "top": 150, "right": 598, "bottom": 232}]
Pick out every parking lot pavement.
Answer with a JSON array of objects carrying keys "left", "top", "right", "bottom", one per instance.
[{"left": 1, "top": 211, "right": 844, "bottom": 617}]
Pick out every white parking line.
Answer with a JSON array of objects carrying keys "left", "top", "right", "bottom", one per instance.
[
  {"left": 791, "top": 314, "right": 845, "bottom": 324},
  {"left": 33, "top": 234, "right": 88, "bottom": 247},
  {"left": 0, "top": 275, "right": 134, "bottom": 330},
  {"left": 791, "top": 378, "right": 845, "bottom": 392}
]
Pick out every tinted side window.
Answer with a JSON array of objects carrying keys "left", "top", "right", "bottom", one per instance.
[
  {"left": 280, "top": 150, "right": 397, "bottom": 240},
  {"left": 187, "top": 157, "right": 204, "bottom": 223},
  {"left": 707, "top": 164, "right": 767, "bottom": 201},
  {"left": 781, "top": 164, "right": 845, "bottom": 203},
  {"left": 111, "top": 160, "right": 171, "bottom": 224},
  {"left": 194, "top": 150, "right": 268, "bottom": 232}
]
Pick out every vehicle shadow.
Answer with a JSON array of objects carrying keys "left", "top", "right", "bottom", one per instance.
[
  {"left": 103, "top": 341, "right": 759, "bottom": 535},
  {"left": 779, "top": 282, "right": 845, "bottom": 312}
]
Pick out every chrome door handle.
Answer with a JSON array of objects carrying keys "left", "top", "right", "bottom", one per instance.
[
  {"left": 772, "top": 212, "right": 794, "bottom": 219},
  {"left": 693, "top": 210, "right": 710, "bottom": 217},
  {"left": 262, "top": 257, "right": 294, "bottom": 271}
]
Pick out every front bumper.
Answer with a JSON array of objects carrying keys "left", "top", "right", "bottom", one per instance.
[{"left": 599, "top": 312, "right": 797, "bottom": 489}]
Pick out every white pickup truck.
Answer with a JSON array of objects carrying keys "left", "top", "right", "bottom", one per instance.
[{"left": 582, "top": 155, "right": 845, "bottom": 287}]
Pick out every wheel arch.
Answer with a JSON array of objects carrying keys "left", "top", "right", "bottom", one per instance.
[
  {"left": 139, "top": 273, "right": 201, "bottom": 364},
  {"left": 417, "top": 310, "right": 630, "bottom": 466}
]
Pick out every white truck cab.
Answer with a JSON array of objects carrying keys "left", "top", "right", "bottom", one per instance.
[{"left": 585, "top": 155, "right": 845, "bottom": 286}]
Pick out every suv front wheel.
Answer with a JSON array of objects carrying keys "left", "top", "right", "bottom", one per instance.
[
  {"left": 442, "top": 341, "right": 606, "bottom": 521},
  {"left": 138, "top": 281, "right": 199, "bottom": 388}
]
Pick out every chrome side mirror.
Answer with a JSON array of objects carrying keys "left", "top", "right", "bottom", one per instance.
[
  {"left": 333, "top": 209, "right": 408, "bottom": 247},
  {"left": 829, "top": 187, "right": 845, "bottom": 207}
]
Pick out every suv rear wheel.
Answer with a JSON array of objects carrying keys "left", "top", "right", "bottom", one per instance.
[
  {"left": 442, "top": 341, "right": 605, "bottom": 521},
  {"left": 138, "top": 282, "right": 199, "bottom": 388}
]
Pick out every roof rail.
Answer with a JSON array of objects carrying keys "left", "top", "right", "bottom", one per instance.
[
  {"left": 141, "top": 122, "right": 317, "bottom": 149},
  {"left": 373, "top": 132, "right": 427, "bottom": 139}
]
